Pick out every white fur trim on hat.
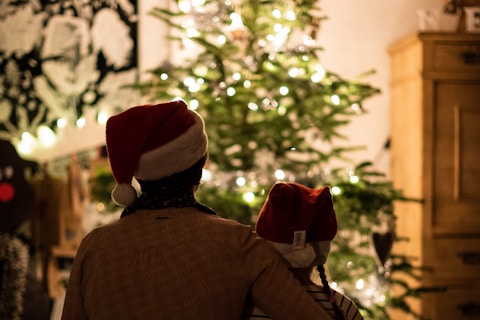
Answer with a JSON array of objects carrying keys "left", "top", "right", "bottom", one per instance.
[
  {"left": 135, "top": 110, "right": 208, "bottom": 180},
  {"left": 270, "top": 240, "right": 331, "bottom": 268},
  {"left": 111, "top": 183, "right": 138, "bottom": 207}
]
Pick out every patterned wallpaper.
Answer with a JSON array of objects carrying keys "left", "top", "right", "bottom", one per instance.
[{"left": 0, "top": 0, "right": 138, "bottom": 143}]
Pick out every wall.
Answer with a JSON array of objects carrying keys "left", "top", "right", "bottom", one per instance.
[{"left": 318, "top": 0, "right": 444, "bottom": 175}]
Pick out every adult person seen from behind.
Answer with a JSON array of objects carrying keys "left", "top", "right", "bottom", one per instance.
[
  {"left": 61, "top": 100, "right": 331, "bottom": 320},
  {"left": 243, "top": 182, "right": 364, "bottom": 320}
]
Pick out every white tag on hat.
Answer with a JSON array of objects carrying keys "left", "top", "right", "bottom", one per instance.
[{"left": 293, "top": 230, "right": 306, "bottom": 249}]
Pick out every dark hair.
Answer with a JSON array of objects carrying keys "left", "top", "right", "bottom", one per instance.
[
  {"left": 317, "top": 264, "right": 347, "bottom": 320},
  {"left": 138, "top": 155, "right": 207, "bottom": 191}
]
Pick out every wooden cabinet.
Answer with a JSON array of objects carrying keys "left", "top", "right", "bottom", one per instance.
[{"left": 389, "top": 33, "right": 480, "bottom": 320}]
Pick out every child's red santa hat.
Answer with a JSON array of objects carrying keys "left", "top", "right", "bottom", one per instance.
[
  {"left": 106, "top": 99, "right": 208, "bottom": 207},
  {"left": 256, "top": 182, "right": 338, "bottom": 267}
]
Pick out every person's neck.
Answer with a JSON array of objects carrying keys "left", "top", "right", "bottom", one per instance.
[{"left": 289, "top": 268, "right": 315, "bottom": 286}]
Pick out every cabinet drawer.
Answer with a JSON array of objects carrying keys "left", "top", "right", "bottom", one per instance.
[
  {"left": 431, "top": 238, "right": 480, "bottom": 283},
  {"left": 433, "top": 42, "right": 480, "bottom": 72},
  {"left": 430, "top": 286, "right": 480, "bottom": 320}
]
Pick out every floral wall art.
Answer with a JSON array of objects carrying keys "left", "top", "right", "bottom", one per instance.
[{"left": 0, "top": 0, "right": 138, "bottom": 159}]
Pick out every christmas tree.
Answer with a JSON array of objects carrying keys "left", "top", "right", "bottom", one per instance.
[{"left": 125, "top": 0, "right": 424, "bottom": 318}]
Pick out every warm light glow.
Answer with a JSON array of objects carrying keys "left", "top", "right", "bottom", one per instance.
[
  {"left": 331, "top": 186, "right": 342, "bottom": 195},
  {"left": 97, "top": 111, "right": 109, "bottom": 125},
  {"left": 18, "top": 132, "right": 35, "bottom": 155},
  {"left": 236, "top": 176, "right": 246, "bottom": 187},
  {"left": 230, "top": 12, "right": 245, "bottom": 29},
  {"left": 279, "top": 86, "right": 289, "bottom": 95},
  {"left": 96, "top": 202, "right": 105, "bottom": 212},
  {"left": 285, "top": 10, "right": 296, "bottom": 21},
  {"left": 243, "top": 80, "right": 251, "bottom": 88},
  {"left": 191, "top": 0, "right": 206, "bottom": 7},
  {"left": 248, "top": 102, "right": 258, "bottom": 111},
  {"left": 349, "top": 175, "right": 360, "bottom": 183},
  {"left": 160, "top": 73, "right": 168, "bottom": 80},
  {"left": 57, "top": 118, "right": 67, "bottom": 128},
  {"left": 186, "top": 27, "right": 200, "bottom": 38},
  {"left": 76, "top": 117, "right": 86, "bottom": 128},
  {"left": 356, "top": 278, "right": 365, "bottom": 290},
  {"left": 272, "top": 9, "right": 282, "bottom": 19},
  {"left": 351, "top": 103, "right": 361, "bottom": 113},
  {"left": 288, "top": 67, "right": 299, "bottom": 78},
  {"left": 277, "top": 105, "right": 286, "bottom": 116},
  {"left": 178, "top": 0, "right": 191, "bottom": 13},
  {"left": 274, "top": 169, "right": 285, "bottom": 180},
  {"left": 217, "top": 35, "right": 227, "bottom": 44},
  {"left": 273, "top": 23, "right": 283, "bottom": 33},
  {"left": 311, "top": 65, "right": 325, "bottom": 83},
  {"left": 232, "top": 72, "right": 241, "bottom": 81},
  {"left": 189, "top": 99, "right": 199, "bottom": 110},
  {"left": 243, "top": 191, "right": 255, "bottom": 203},
  {"left": 202, "top": 168, "right": 212, "bottom": 182},
  {"left": 37, "top": 125, "right": 56, "bottom": 147},
  {"left": 227, "top": 87, "right": 236, "bottom": 96},
  {"left": 331, "top": 94, "right": 340, "bottom": 105}
]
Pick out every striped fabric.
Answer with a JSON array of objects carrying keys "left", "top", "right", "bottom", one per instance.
[{"left": 243, "top": 284, "right": 364, "bottom": 320}]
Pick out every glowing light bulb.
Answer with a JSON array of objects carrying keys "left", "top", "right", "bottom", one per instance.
[
  {"left": 331, "top": 186, "right": 342, "bottom": 195},
  {"left": 279, "top": 86, "right": 289, "bottom": 95},
  {"left": 331, "top": 94, "right": 340, "bottom": 105},
  {"left": 18, "top": 132, "right": 35, "bottom": 155},
  {"left": 227, "top": 87, "right": 236, "bottom": 96},
  {"left": 273, "top": 23, "right": 283, "bottom": 33},
  {"left": 202, "top": 168, "right": 212, "bottom": 182},
  {"left": 178, "top": 0, "right": 191, "bottom": 13},
  {"left": 351, "top": 103, "right": 361, "bottom": 113},
  {"left": 230, "top": 12, "right": 245, "bottom": 29},
  {"left": 274, "top": 169, "right": 285, "bottom": 180},
  {"left": 272, "top": 9, "right": 282, "bottom": 19},
  {"left": 243, "top": 192, "right": 255, "bottom": 203},
  {"left": 356, "top": 279, "right": 365, "bottom": 290},
  {"left": 288, "top": 67, "right": 299, "bottom": 78},
  {"left": 236, "top": 176, "right": 246, "bottom": 187},
  {"left": 57, "top": 118, "right": 67, "bottom": 128},
  {"left": 311, "top": 65, "right": 325, "bottom": 83},
  {"left": 285, "top": 10, "right": 296, "bottom": 21},
  {"left": 76, "top": 117, "right": 86, "bottom": 128},
  {"left": 186, "top": 27, "right": 200, "bottom": 38},
  {"left": 97, "top": 111, "right": 109, "bottom": 125},
  {"left": 160, "top": 73, "right": 168, "bottom": 80},
  {"left": 187, "top": 99, "right": 198, "bottom": 110},
  {"left": 349, "top": 175, "right": 360, "bottom": 183},
  {"left": 37, "top": 125, "right": 56, "bottom": 147},
  {"left": 191, "top": 0, "right": 206, "bottom": 7},
  {"left": 248, "top": 102, "right": 259, "bottom": 111},
  {"left": 217, "top": 35, "right": 227, "bottom": 45}
]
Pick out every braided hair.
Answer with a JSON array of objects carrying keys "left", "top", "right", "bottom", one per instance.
[{"left": 317, "top": 264, "right": 347, "bottom": 320}]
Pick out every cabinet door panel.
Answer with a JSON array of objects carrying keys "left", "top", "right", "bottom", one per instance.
[
  {"left": 430, "top": 286, "right": 480, "bottom": 320},
  {"left": 433, "top": 81, "right": 480, "bottom": 235},
  {"left": 431, "top": 237, "right": 480, "bottom": 282}
]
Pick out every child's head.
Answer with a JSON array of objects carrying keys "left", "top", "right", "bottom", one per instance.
[{"left": 255, "top": 182, "right": 337, "bottom": 268}]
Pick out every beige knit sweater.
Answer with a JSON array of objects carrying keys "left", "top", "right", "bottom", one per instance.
[{"left": 62, "top": 207, "right": 329, "bottom": 320}]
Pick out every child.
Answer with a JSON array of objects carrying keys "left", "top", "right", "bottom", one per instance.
[{"left": 244, "top": 182, "right": 364, "bottom": 320}]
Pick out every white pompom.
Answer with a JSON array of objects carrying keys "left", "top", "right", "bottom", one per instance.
[{"left": 111, "top": 183, "right": 137, "bottom": 207}]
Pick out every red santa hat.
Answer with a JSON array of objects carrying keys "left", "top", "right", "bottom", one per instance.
[
  {"left": 256, "top": 182, "right": 338, "bottom": 267},
  {"left": 106, "top": 99, "right": 208, "bottom": 207}
]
